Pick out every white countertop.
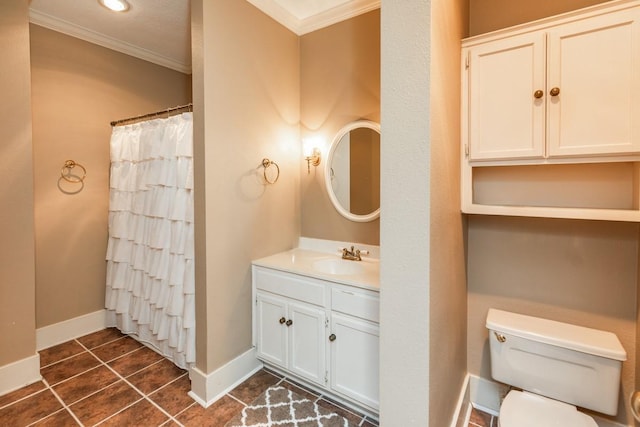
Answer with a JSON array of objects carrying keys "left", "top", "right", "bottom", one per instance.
[{"left": 252, "top": 242, "right": 380, "bottom": 292}]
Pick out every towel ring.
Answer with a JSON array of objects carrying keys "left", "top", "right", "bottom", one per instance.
[
  {"left": 261, "top": 158, "right": 280, "bottom": 184},
  {"left": 61, "top": 160, "right": 86, "bottom": 183}
]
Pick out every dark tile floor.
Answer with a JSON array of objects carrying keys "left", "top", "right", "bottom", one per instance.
[
  {"left": 0, "top": 328, "right": 378, "bottom": 427},
  {"left": 468, "top": 407, "right": 498, "bottom": 427}
]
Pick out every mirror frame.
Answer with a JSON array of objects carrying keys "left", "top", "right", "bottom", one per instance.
[{"left": 324, "top": 120, "right": 381, "bottom": 222}]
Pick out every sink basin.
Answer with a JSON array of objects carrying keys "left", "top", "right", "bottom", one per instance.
[{"left": 312, "top": 258, "right": 365, "bottom": 275}]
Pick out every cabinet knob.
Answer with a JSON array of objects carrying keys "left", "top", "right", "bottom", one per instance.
[
  {"left": 286, "top": 319, "right": 293, "bottom": 327},
  {"left": 533, "top": 90, "right": 544, "bottom": 99},
  {"left": 279, "top": 317, "right": 286, "bottom": 324},
  {"left": 329, "top": 334, "right": 337, "bottom": 342},
  {"left": 550, "top": 87, "right": 560, "bottom": 97}
]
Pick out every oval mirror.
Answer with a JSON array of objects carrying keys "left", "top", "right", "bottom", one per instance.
[{"left": 324, "top": 120, "right": 380, "bottom": 222}]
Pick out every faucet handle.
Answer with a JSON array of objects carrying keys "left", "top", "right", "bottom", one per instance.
[{"left": 358, "top": 249, "right": 370, "bottom": 256}]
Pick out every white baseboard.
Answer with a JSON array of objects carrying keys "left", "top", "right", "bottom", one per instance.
[
  {"left": 36, "top": 309, "right": 107, "bottom": 351},
  {"left": 188, "top": 347, "right": 262, "bottom": 407},
  {"left": 450, "top": 373, "right": 471, "bottom": 427},
  {"left": 0, "top": 354, "right": 41, "bottom": 397}
]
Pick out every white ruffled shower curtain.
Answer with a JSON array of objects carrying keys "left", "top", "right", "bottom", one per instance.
[{"left": 105, "top": 112, "right": 195, "bottom": 369}]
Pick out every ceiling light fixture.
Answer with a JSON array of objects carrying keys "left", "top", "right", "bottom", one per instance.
[{"left": 99, "top": 0, "right": 130, "bottom": 12}]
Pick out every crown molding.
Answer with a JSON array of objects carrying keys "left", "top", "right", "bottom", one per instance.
[
  {"left": 247, "top": 0, "right": 380, "bottom": 35},
  {"left": 246, "top": 0, "right": 301, "bottom": 34},
  {"left": 29, "top": 9, "right": 192, "bottom": 74}
]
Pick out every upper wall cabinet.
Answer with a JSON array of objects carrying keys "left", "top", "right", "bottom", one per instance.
[
  {"left": 465, "top": 5, "right": 640, "bottom": 162},
  {"left": 461, "top": 1, "right": 640, "bottom": 222}
]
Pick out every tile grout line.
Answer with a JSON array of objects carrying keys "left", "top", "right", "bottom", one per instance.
[
  {"left": 11, "top": 332, "right": 185, "bottom": 427},
  {"left": 31, "top": 333, "right": 375, "bottom": 427},
  {"left": 26, "top": 343, "right": 86, "bottom": 427},
  {"left": 78, "top": 337, "right": 188, "bottom": 427},
  {"left": 171, "top": 401, "right": 199, "bottom": 426},
  {"left": 43, "top": 337, "right": 157, "bottom": 426},
  {"left": 0, "top": 386, "right": 46, "bottom": 411},
  {"left": 226, "top": 392, "right": 249, "bottom": 407},
  {"left": 39, "top": 334, "right": 127, "bottom": 369},
  {"left": 40, "top": 378, "right": 85, "bottom": 427}
]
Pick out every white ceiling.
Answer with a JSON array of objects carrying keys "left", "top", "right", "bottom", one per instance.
[{"left": 28, "top": 0, "right": 380, "bottom": 75}]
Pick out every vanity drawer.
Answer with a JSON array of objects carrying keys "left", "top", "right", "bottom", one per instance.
[
  {"left": 331, "top": 288, "right": 379, "bottom": 323},
  {"left": 254, "top": 267, "right": 326, "bottom": 307}
]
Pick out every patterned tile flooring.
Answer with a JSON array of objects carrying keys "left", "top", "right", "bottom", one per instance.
[
  {"left": 468, "top": 407, "right": 498, "bottom": 427},
  {"left": 0, "top": 328, "right": 378, "bottom": 427}
]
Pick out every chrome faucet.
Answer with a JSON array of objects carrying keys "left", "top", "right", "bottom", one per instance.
[{"left": 341, "top": 246, "right": 369, "bottom": 261}]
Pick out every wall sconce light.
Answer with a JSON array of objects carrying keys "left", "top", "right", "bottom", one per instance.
[
  {"left": 305, "top": 148, "right": 321, "bottom": 174},
  {"left": 303, "top": 138, "right": 321, "bottom": 174}
]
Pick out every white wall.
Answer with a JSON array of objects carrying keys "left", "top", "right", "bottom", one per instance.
[{"left": 380, "top": 0, "right": 432, "bottom": 424}]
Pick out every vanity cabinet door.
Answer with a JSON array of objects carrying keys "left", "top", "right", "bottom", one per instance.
[
  {"left": 288, "top": 302, "right": 326, "bottom": 386},
  {"left": 329, "top": 312, "right": 379, "bottom": 410},
  {"left": 255, "top": 291, "right": 327, "bottom": 387},
  {"left": 256, "top": 293, "right": 288, "bottom": 369}
]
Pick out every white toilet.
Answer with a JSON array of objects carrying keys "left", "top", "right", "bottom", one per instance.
[{"left": 486, "top": 309, "right": 627, "bottom": 427}]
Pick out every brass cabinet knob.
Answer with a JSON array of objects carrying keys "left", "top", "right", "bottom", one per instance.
[
  {"left": 329, "top": 334, "right": 337, "bottom": 342},
  {"left": 286, "top": 319, "right": 293, "bottom": 327},
  {"left": 279, "top": 317, "right": 286, "bottom": 324},
  {"left": 550, "top": 87, "right": 560, "bottom": 96},
  {"left": 533, "top": 90, "right": 544, "bottom": 99}
]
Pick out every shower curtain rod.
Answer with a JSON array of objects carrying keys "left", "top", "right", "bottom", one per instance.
[{"left": 110, "top": 103, "right": 193, "bottom": 127}]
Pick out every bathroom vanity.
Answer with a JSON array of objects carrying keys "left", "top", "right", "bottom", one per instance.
[{"left": 251, "top": 239, "right": 380, "bottom": 415}]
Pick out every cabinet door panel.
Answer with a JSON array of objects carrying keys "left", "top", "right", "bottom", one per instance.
[
  {"left": 256, "top": 293, "right": 287, "bottom": 368},
  {"left": 330, "top": 313, "right": 379, "bottom": 410},
  {"left": 548, "top": 8, "right": 640, "bottom": 157},
  {"left": 289, "top": 303, "right": 326, "bottom": 386},
  {"left": 468, "top": 32, "right": 546, "bottom": 160}
]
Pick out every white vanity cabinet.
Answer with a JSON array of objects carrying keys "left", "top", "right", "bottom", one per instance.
[
  {"left": 252, "top": 264, "right": 380, "bottom": 413},
  {"left": 329, "top": 287, "right": 380, "bottom": 410},
  {"left": 465, "top": 5, "right": 640, "bottom": 161},
  {"left": 254, "top": 268, "right": 327, "bottom": 386}
]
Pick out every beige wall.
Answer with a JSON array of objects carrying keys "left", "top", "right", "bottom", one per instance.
[
  {"left": 0, "top": 1, "right": 37, "bottom": 367},
  {"left": 429, "top": 0, "right": 469, "bottom": 425},
  {"left": 637, "top": 226, "right": 640, "bottom": 416},
  {"left": 467, "top": 217, "right": 638, "bottom": 423},
  {"left": 468, "top": 0, "right": 611, "bottom": 35},
  {"left": 30, "top": 25, "right": 192, "bottom": 328},
  {"left": 300, "top": 11, "right": 380, "bottom": 245},
  {"left": 193, "top": 0, "right": 300, "bottom": 372},
  {"left": 468, "top": 1, "right": 638, "bottom": 424}
]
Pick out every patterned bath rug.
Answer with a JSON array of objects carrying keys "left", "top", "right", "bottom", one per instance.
[{"left": 225, "top": 385, "right": 357, "bottom": 427}]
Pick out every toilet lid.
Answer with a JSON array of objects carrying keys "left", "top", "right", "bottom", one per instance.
[{"left": 499, "top": 391, "right": 597, "bottom": 427}]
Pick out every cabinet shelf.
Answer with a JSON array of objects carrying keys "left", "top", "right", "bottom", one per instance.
[
  {"left": 462, "top": 161, "right": 640, "bottom": 221},
  {"left": 462, "top": 203, "right": 640, "bottom": 222}
]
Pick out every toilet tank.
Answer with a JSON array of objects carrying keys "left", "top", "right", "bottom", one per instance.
[{"left": 486, "top": 309, "right": 626, "bottom": 416}]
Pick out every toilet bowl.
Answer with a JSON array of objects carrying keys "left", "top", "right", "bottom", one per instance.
[
  {"left": 486, "top": 309, "right": 627, "bottom": 427},
  {"left": 499, "top": 390, "right": 596, "bottom": 427}
]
